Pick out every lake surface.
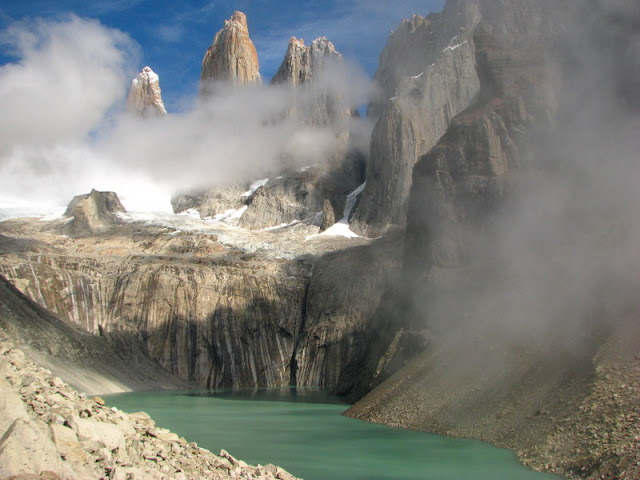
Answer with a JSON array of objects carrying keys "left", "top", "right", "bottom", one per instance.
[{"left": 104, "top": 388, "right": 562, "bottom": 480}]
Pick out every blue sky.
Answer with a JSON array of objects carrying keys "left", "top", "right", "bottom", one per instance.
[{"left": 0, "top": 0, "right": 444, "bottom": 112}]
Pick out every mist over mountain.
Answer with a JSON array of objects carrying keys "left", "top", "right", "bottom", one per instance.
[{"left": 0, "top": 1, "right": 639, "bottom": 479}]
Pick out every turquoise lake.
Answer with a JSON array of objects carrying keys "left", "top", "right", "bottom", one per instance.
[{"left": 104, "top": 388, "right": 563, "bottom": 480}]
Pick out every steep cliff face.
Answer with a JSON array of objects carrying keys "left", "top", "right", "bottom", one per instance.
[
  {"left": 0, "top": 212, "right": 392, "bottom": 392},
  {"left": 351, "top": 1, "right": 481, "bottom": 237},
  {"left": 0, "top": 275, "right": 187, "bottom": 394},
  {"left": 126, "top": 66, "right": 167, "bottom": 117},
  {"left": 200, "top": 11, "right": 261, "bottom": 93},
  {"left": 0, "top": 245, "right": 306, "bottom": 389},
  {"left": 348, "top": 0, "right": 640, "bottom": 478},
  {"left": 292, "top": 232, "right": 403, "bottom": 388}
]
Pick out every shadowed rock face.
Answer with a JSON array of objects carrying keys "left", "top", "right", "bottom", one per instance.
[
  {"left": 126, "top": 66, "right": 167, "bottom": 117},
  {"left": 236, "top": 151, "right": 365, "bottom": 230},
  {"left": 1, "top": 246, "right": 306, "bottom": 388},
  {"left": 62, "top": 189, "right": 126, "bottom": 236},
  {"left": 200, "top": 11, "right": 261, "bottom": 93},
  {"left": 347, "top": 1, "right": 640, "bottom": 478},
  {"left": 351, "top": 1, "right": 481, "bottom": 237},
  {"left": 0, "top": 274, "right": 187, "bottom": 394}
]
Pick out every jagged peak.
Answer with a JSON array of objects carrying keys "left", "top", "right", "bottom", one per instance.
[
  {"left": 286, "top": 36, "right": 306, "bottom": 53},
  {"left": 200, "top": 10, "right": 261, "bottom": 90},
  {"left": 310, "top": 36, "right": 337, "bottom": 53},
  {"left": 272, "top": 35, "right": 342, "bottom": 86},
  {"left": 127, "top": 66, "right": 167, "bottom": 117},
  {"left": 226, "top": 11, "right": 248, "bottom": 30},
  {"left": 131, "top": 66, "right": 160, "bottom": 89}
]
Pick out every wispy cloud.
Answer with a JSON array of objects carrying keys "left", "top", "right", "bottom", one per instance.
[
  {"left": 152, "top": 1, "right": 220, "bottom": 44},
  {"left": 0, "top": 15, "right": 139, "bottom": 148},
  {"left": 0, "top": 15, "right": 374, "bottom": 212}
]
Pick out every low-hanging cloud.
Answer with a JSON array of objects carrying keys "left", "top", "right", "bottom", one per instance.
[
  {"left": 0, "top": 15, "right": 375, "bottom": 213},
  {"left": 402, "top": 1, "right": 640, "bottom": 363},
  {"left": 0, "top": 15, "right": 138, "bottom": 149}
]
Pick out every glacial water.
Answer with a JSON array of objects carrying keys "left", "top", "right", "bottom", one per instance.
[{"left": 104, "top": 388, "right": 563, "bottom": 480}]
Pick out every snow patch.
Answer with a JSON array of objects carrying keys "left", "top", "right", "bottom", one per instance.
[
  {"left": 261, "top": 220, "right": 300, "bottom": 231},
  {"left": 0, "top": 199, "right": 66, "bottom": 222},
  {"left": 444, "top": 38, "right": 468, "bottom": 52},
  {"left": 212, "top": 205, "right": 248, "bottom": 223},
  {"left": 306, "top": 182, "right": 366, "bottom": 240},
  {"left": 178, "top": 208, "right": 201, "bottom": 218},
  {"left": 240, "top": 178, "right": 269, "bottom": 197}
]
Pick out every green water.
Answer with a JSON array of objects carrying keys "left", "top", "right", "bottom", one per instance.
[{"left": 104, "top": 388, "right": 562, "bottom": 480}]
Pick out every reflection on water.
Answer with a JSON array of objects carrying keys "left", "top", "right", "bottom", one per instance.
[
  {"left": 104, "top": 388, "right": 563, "bottom": 480},
  {"left": 186, "top": 386, "right": 348, "bottom": 405}
]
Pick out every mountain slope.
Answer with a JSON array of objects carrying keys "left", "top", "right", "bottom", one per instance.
[{"left": 0, "top": 274, "right": 187, "bottom": 394}]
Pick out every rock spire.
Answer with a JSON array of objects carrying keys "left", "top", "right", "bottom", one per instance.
[
  {"left": 126, "top": 66, "right": 167, "bottom": 117},
  {"left": 271, "top": 36, "right": 352, "bottom": 128},
  {"left": 200, "top": 11, "right": 261, "bottom": 94},
  {"left": 271, "top": 36, "right": 342, "bottom": 85}
]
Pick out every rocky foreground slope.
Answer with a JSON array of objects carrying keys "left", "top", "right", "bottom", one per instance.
[{"left": 0, "top": 342, "right": 299, "bottom": 480}]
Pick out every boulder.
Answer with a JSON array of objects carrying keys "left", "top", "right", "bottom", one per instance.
[{"left": 61, "top": 189, "right": 126, "bottom": 236}]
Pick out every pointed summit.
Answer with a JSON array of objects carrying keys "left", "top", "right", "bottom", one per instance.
[
  {"left": 271, "top": 36, "right": 342, "bottom": 86},
  {"left": 271, "top": 36, "right": 350, "bottom": 127},
  {"left": 126, "top": 66, "right": 167, "bottom": 117},
  {"left": 200, "top": 11, "right": 261, "bottom": 94}
]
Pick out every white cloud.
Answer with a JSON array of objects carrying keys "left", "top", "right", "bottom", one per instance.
[
  {"left": 0, "top": 15, "right": 139, "bottom": 149},
  {"left": 0, "top": 15, "right": 374, "bottom": 214}
]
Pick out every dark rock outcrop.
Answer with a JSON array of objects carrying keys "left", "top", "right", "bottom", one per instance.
[
  {"left": 351, "top": 1, "right": 481, "bottom": 237},
  {"left": 319, "top": 199, "right": 336, "bottom": 231},
  {"left": 126, "top": 66, "right": 167, "bottom": 117},
  {"left": 61, "top": 189, "right": 126, "bottom": 236},
  {"left": 200, "top": 11, "right": 261, "bottom": 94},
  {"left": 347, "top": 1, "right": 640, "bottom": 478},
  {"left": 237, "top": 152, "right": 365, "bottom": 230}
]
